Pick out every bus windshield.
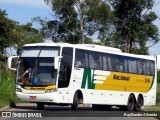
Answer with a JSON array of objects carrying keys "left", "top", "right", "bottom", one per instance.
[{"left": 17, "top": 46, "right": 60, "bottom": 85}]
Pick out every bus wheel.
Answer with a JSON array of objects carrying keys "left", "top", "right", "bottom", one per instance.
[
  {"left": 134, "top": 95, "right": 143, "bottom": 111},
  {"left": 71, "top": 92, "right": 79, "bottom": 110},
  {"left": 37, "top": 102, "right": 44, "bottom": 110},
  {"left": 127, "top": 94, "right": 135, "bottom": 111}
]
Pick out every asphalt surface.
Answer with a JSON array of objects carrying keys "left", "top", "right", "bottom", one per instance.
[{"left": 0, "top": 103, "right": 159, "bottom": 120}]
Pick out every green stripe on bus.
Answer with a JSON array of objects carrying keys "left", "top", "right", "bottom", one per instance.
[{"left": 81, "top": 68, "right": 95, "bottom": 89}]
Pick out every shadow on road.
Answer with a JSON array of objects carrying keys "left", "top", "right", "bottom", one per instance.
[{"left": 15, "top": 105, "right": 121, "bottom": 111}]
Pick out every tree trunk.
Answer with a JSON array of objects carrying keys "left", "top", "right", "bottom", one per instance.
[
  {"left": 125, "top": 38, "right": 133, "bottom": 53},
  {"left": 80, "top": 12, "right": 84, "bottom": 44},
  {"left": 79, "top": 0, "right": 84, "bottom": 44}
]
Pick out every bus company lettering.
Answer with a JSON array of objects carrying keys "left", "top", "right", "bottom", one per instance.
[
  {"left": 145, "top": 78, "right": 150, "bottom": 83},
  {"left": 30, "top": 87, "right": 45, "bottom": 90},
  {"left": 113, "top": 74, "right": 130, "bottom": 81}
]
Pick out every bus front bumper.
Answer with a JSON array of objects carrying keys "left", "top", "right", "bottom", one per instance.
[{"left": 16, "top": 92, "right": 57, "bottom": 103}]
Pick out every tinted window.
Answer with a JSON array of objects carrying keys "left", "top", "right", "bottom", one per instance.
[
  {"left": 116, "top": 56, "right": 126, "bottom": 72},
  {"left": 127, "top": 58, "right": 138, "bottom": 74},
  {"left": 74, "top": 49, "right": 155, "bottom": 76},
  {"left": 58, "top": 47, "right": 73, "bottom": 88},
  {"left": 109, "top": 55, "right": 116, "bottom": 71},
  {"left": 75, "top": 49, "right": 88, "bottom": 68},
  {"left": 138, "top": 60, "right": 147, "bottom": 75}
]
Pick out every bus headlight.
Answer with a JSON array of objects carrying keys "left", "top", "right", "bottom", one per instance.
[
  {"left": 45, "top": 89, "right": 56, "bottom": 93},
  {"left": 16, "top": 88, "right": 22, "bottom": 92}
]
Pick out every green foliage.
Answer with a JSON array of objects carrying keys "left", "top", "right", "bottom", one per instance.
[
  {"left": 145, "top": 83, "right": 160, "bottom": 110},
  {"left": 156, "top": 83, "right": 160, "bottom": 105},
  {"left": 0, "top": 9, "right": 16, "bottom": 55},
  {"left": 132, "top": 47, "right": 149, "bottom": 55},
  {"left": 157, "top": 71, "right": 160, "bottom": 83},
  {"left": 13, "top": 23, "right": 43, "bottom": 54},
  {"left": 111, "top": 0, "right": 159, "bottom": 54},
  {"left": 0, "top": 62, "right": 16, "bottom": 108},
  {"left": 42, "top": 0, "right": 159, "bottom": 54},
  {"left": 156, "top": 71, "right": 160, "bottom": 105},
  {"left": 84, "top": 37, "right": 93, "bottom": 44},
  {"left": 44, "top": 0, "right": 79, "bottom": 43},
  {"left": 42, "top": 0, "right": 112, "bottom": 44},
  {"left": 0, "top": 9, "right": 43, "bottom": 56}
]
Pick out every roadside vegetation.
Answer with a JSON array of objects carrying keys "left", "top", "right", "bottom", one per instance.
[
  {"left": 144, "top": 71, "right": 160, "bottom": 111},
  {"left": 0, "top": 8, "right": 43, "bottom": 109},
  {"left": 0, "top": 62, "right": 16, "bottom": 108}
]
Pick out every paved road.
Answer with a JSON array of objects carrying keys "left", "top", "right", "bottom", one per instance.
[{"left": 0, "top": 103, "right": 158, "bottom": 120}]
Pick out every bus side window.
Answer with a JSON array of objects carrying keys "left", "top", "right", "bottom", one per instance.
[
  {"left": 75, "top": 49, "right": 82, "bottom": 68},
  {"left": 138, "top": 60, "right": 145, "bottom": 74},
  {"left": 128, "top": 58, "right": 137, "bottom": 74},
  {"left": 150, "top": 61, "right": 155, "bottom": 76},
  {"left": 89, "top": 53, "right": 95, "bottom": 69},
  {"left": 94, "top": 52, "right": 102, "bottom": 70},
  {"left": 103, "top": 56, "right": 108, "bottom": 70},
  {"left": 75, "top": 60, "right": 82, "bottom": 67},
  {"left": 107, "top": 56, "right": 112, "bottom": 71},
  {"left": 75, "top": 49, "right": 88, "bottom": 68},
  {"left": 116, "top": 59, "right": 124, "bottom": 72},
  {"left": 108, "top": 55, "right": 116, "bottom": 71},
  {"left": 146, "top": 61, "right": 151, "bottom": 75}
]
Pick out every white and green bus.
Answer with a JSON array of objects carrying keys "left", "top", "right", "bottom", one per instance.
[{"left": 8, "top": 43, "right": 158, "bottom": 111}]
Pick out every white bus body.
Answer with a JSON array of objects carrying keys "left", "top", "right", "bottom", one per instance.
[{"left": 8, "top": 43, "right": 157, "bottom": 111}]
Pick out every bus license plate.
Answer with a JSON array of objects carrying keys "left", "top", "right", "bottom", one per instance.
[{"left": 29, "top": 96, "right": 36, "bottom": 99}]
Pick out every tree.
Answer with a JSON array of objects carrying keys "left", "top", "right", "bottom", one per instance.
[
  {"left": 44, "top": 0, "right": 79, "bottom": 43},
  {"left": 111, "top": 0, "right": 159, "bottom": 53},
  {"left": 43, "top": 0, "right": 112, "bottom": 44},
  {"left": 0, "top": 9, "right": 17, "bottom": 57},
  {"left": 0, "top": 9, "right": 43, "bottom": 57},
  {"left": 42, "top": 0, "right": 159, "bottom": 55},
  {"left": 13, "top": 23, "right": 43, "bottom": 55}
]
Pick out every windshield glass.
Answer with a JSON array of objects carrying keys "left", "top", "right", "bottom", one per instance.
[{"left": 17, "top": 46, "right": 60, "bottom": 85}]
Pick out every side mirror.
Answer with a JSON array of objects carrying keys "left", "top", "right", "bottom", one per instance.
[
  {"left": 7, "top": 56, "right": 19, "bottom": 71},
  {"left": 157, "top": 55, "right": 160, "bottom": 71},
  {"left": 54, "top": 56, "right": 63, "bottom": 70}
]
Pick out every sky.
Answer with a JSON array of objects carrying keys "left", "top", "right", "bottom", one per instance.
[{"left": 0, "top": 0, "right": 160, "bottom": 55}]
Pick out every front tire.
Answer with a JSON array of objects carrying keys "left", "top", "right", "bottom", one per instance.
[{"left": 71, "top": 92, "right": 79, "bottom": 110}]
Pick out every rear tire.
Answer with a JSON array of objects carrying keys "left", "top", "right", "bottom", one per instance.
[
  {"left": 71, "top": 92, "right": 79, "bottom": 110},
  {"left": 37, "top": 103, "right": 44, "bottom": 110},
  {"left": 134, "top": 95, "right": 143, "bottom": 111},
  {"left": 127, "top": 94, "right": 135, "bottom": 111}
]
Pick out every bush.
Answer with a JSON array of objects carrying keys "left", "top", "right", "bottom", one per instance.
[
  {"left": 0, "top": 62, "right": 16, "bottom": 108},
  {"left": 157, "top": 71, "right": 160, "bottom": 83}
]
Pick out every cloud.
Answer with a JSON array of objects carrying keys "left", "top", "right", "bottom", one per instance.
[{"left": 0, "top": 0, "right": 50, "bottom": 9}]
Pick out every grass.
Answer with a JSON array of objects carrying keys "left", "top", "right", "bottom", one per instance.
[
  {"left": 0, "top": 70, "right": 16, "bottom": 109},
  {"left": 144, "top": 83, "right": 160, "bottom": 111}
]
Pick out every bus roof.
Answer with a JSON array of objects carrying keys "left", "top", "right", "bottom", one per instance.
[
  {"left": 23, "top": 43, "right": 155, "bottom": 61},
  {"left": 24, "top": 43, "right": 121, "bottom": 52}
]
